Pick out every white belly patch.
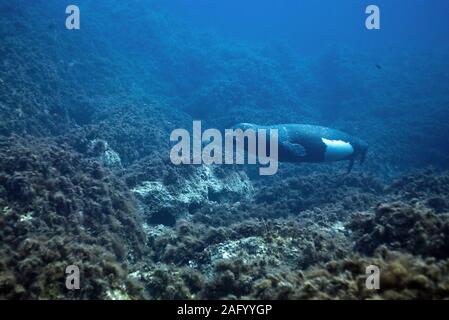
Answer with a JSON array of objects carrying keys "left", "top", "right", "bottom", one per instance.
[{"left": 321, "top": 138, "right": 354, "bottom": 161}]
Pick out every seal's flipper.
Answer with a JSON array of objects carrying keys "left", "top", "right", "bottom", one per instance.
[
  {"left": 281, "top": 141, "right": 307, "bottom": 158},
  {"left": 346, "top": 158, "right": 355, "bottom": 174}
]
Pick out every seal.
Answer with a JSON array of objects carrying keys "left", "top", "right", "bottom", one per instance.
[{"left": 232, "top": 123, "right": 368, "bottom": 173}]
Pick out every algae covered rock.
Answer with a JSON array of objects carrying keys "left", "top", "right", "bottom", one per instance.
[
  {"left": 88, "top": 139, "right": 123, "bottom": 170},
  {"left": 131, "top": 165, "right": 254, "bottom": 226},
  {"left": 349, "top": 201, "right": 449, "bottom": 259},
  {"left": 0, "top": 136, "right": 146, "bottom": 299},
  {"left": 287, "top": 249, "right": 449, "bottom": 300}
]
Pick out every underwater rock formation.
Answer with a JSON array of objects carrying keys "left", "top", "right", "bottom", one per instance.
[
  {"left": 0, "top": 136, "right": 146, "bottom": 299},
  {"left": 129, "top": 211, "right": 351, "bottom": 298},
  {"left": 387, "top": 169, "right": 449, "bottom": 201},
  {"left": 349, "top": 169, "right": 449, "bottom": 259},
  {"left": 125, "top": 168, "right": 449, "bottom": 300},
  {"left": 131, "top": 164, "right": 254, "bottom": 226},
  {"left": 1, "top": 1, "right": 449, "bottom": 301},
  {"left": 255, "top": 249, "right": 449, "bottom": 300},
  {"left": 88, "top": 139, "right": 123, "bottom": 170},
  {"left": 350, "top": 201, "right": 449, "bottom": 259}
]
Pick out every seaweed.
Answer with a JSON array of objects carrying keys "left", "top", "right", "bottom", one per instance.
[{"left": 0, "top": 136, "right": 146, "bottom": 299}]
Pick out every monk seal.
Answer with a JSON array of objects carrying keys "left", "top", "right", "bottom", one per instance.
[{"left": 232, "top": 123, "right": 368, "bottom": 173}]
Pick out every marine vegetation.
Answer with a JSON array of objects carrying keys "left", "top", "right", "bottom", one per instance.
[{"left": 0, "top": 1, "right": 449, "bottom": 300}]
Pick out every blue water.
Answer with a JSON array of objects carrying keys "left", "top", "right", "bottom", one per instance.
[
  {"left": 1, "top": 0, "right": 449, "bottom": 300},
  {"left": 3, "top": 0, "right": 448, "bottom": 170},
  {"left": 160, "top": 0, "right": 449, "bottom": 54}
]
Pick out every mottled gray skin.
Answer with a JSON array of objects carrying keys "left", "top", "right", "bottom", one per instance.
[{"left": 233, "top": 123, "right": 368, "bottom": 173}]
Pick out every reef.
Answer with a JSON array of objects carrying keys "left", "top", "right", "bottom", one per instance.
[
  {"left": 2, "top": 133, "right": 448, "bottom": 299},
  {"left": 130, "top": 162, "right": 254, "bottom": 226},
  {"left": 349, "top": 169, "right": 449, "bottom": 259},
  {"left": 1, "top": 1, "right": 449, "bottom": 300},
  {"left": 126, "top": 168, "right": 449, "bottom": 300},
  {"left": 257, "top": 248, "right": 449, "bottom": 300},
  {"left": 0, "top": 136, "right": 146, "bottom": 299}
]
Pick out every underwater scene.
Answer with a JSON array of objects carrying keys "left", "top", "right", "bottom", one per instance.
[{"left": 0, "top": 0, "right": 449, "bottom": 300}]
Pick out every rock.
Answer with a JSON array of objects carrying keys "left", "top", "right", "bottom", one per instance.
[
  {"left": 207, "top": 237, "right": 268, "bottom": 264},
  {"left": 88, "top": 139, "right": 123, "bottom": 169},
  {"left": 131, "top": 165, "right": 254, "bottom": 226},
  {"left": 349, "top": 201, "right": 449, "bottom": 258}
]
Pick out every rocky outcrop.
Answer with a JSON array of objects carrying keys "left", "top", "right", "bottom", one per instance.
[
  {"left": 0, "top": 136, "right": 146, "bottom": 299},
  {"left": 131, "top": 165, "right": 254, "bottom": 226},
  {"left": 88, "top": 139, "right": 123, "bottom": 170}
]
